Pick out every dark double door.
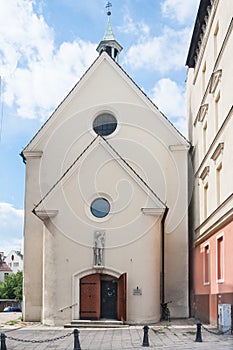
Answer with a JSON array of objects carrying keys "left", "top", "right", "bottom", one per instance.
[
  {"left": 101, "top": 280, "right": 117, "bottom": 319},
  {"left": 80, "top": 273, "right": 126, "bottom": 320}
]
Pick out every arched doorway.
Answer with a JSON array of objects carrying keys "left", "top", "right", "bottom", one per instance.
[{"left": 80, "top": 273, "right": 126, "bottom": 321}]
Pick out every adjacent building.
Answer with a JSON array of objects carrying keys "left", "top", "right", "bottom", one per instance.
[
  {"left": 186, "top": 0, "right": 233, "bottom": 324},
  {"left": 22, "top": 11, "right": 190, "bottom": 325},
  {"left": 5, "top": 250, "right": 23, "bottom": 274},
  {"left": 0, "top": 252, "right": 12, "bottom": 282}
]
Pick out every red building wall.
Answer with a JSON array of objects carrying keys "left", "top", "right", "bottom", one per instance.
[{"left": 193, "top": 220, "right": 233, "bottom": 324}]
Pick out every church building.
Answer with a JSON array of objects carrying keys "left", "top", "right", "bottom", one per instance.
[{"left": 22, "top": 8, "right": 190, "bottom": 326}]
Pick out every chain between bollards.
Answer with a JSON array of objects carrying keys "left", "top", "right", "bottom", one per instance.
[
  {"left": 73, "top": 328, "right": 81, "bottom": 350},
  {"left": 1, "top": 333, "right": 7, "bottom": 350},
  {"left": 195, "top": 321, "right": 202, "bottom": 342},
  {"left": 142, "top": 325, "right": 149, "bottom": 347}
]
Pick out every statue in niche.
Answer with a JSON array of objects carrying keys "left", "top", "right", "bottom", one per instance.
[{"left": 93, "top": 231, "right": 105, "bottom": 266}]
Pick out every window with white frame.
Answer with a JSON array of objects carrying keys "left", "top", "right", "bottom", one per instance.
[
  {"left": 216, "top": 234, "right": 224, "bottom": 282},
  {"left": 214, "top": 21, "right": 219, "bottom": 60},
  {"left": 203, "top": 121, "right": 207, "bottom": 155},
  {"left": 202, "top": 61, "right": 206, "bottom": 94},
  {"left": 204, "top": 244, "right": 210, "bottom": 285},
  {"left": 215, "top": 91, "right": 220, "bottom": 131},
  {"left": 216, "top": 162, "right": 222, "bottom": 206},
  {"left": 204, "top": 182, "right": 208, "bottom": 219}
]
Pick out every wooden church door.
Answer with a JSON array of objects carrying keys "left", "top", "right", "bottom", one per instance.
[
  {"left": 80, "top": 274, "right": 100, "bottom": 320},
  {"left": 117, "top": 273, "right": 127, "bottom": 321},
  {"left": 80, "top": 273, "right": 127, "bottom": 321}
]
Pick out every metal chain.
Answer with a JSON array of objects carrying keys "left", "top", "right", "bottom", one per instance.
[
  {"left": 6, "top": 331, "right": 73, "bottom": 343},
  {"left": 202, "top": 325, "right": 232, "bottom": 335}
]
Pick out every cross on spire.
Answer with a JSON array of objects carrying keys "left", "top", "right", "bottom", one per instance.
[{"left": 106, "top": 1, "right": 112, "bottom": 16}]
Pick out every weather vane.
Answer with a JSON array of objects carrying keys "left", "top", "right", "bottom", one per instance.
[{"left": 106, "top": 1, "right": 112, "bottom": 16}]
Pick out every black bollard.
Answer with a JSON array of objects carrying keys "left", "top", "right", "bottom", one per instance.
[
  {"left": 195, "top": 321, "right": 202, "bottom": 342},
  {"left": 142, "top": 325, "right": 149, "bottom": 347},
  {"left": 1, "top": 333, "right": 7, "bottom": 350},
  {"left": 73, "top": 329, "right": 81, "bottom": 350}
]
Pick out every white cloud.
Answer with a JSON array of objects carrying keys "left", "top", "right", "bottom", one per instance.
[
  {"left": 118, "top": 12, "right": 150, "bottom": 37},
  {"left": 0, "top": 0, "right": 97, "bottom": 120},
  {"left": 161, "top": 0, "right": 199, "bottom": 25},
  {"left": 0, "top": 203, "right": 24, "bottom": 255},
  {"left": 124, "top": 26, "right": 191, "bottom": 72},
  {"left": 150, "top": 78, "right": 187, "bottom": 135}
]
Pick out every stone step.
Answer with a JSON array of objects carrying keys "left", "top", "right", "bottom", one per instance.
[{"left": 64, "top": 319, "right": 128, "bottom": 328}]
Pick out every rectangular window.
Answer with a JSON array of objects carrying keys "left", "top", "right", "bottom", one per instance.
[
  {"left": 216, "top": 162, "right": 222, "bottom": 206},
  {"left": 215, "top": 91, "right": 220, "bottom": 131},
  {"left": 202, "top": 62, "right": 206, "bottom": 94},
  {"left": 214, "top": 21, "right": 219, "bottom": 59},
  {"left": 217, "top": 235, "right": 224, "bottom": 282},
  {"left": 204, "top": 182, "right": 208, "bottom": 219},
  {"left": 13, "top": 262, "right": 19, "bottom": 267},
  {"left": 203, "top": 121, "right": 207, "bottom": 155},
  {"left": 204, "top": 244, "right": 210, "bottom": 284}
]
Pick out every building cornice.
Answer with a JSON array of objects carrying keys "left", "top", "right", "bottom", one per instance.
[
  {"left": 195, "top": 104, "right": 208, "bottom": 125},
  {"left": 210, "top": 142, "right": 224, "bottom": 161},
  {"left": 186, "top": 0, "right": 214, "bottom": 68},
  {"left": 199, "top": 166, "right": 210, "bottom": 180},
  {"left": 33, "top": 209, "right": 58, "bottom": 221},
  {"left": 169, "top": 144, "right": 190, "bottom": 152},
  {"left": 194, "top": 194, "right": 233, "bottom": 245},
  {"left": 141, "top": 208, "right": 165, "bottom": 216},
  {"left": 209, "top": 69, "right": 222, "bottom": 93},
  {"left": 23, "top": 151, "right": 43, "bottom": 159}
]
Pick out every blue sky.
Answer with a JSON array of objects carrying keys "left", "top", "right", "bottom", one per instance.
[{"left": 0, "top": 0, "right": 199, "bottom": 255}]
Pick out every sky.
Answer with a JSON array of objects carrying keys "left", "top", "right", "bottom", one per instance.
[{"left": 0, "top": 0, "right": 199, "bottom": 256}]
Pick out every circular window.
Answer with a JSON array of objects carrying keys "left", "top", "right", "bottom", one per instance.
[
  {"left": 93, "top": 113, "right": 117, "bottom": 136},
  {"left": 90, "top": 198, "right": 110, "bottom": 218}
]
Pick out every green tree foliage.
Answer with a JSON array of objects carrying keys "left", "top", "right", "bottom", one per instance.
[{"left": 0, "top": 271, "right": 23, "bottom": 301}]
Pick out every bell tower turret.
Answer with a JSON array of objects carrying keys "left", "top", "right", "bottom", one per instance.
[{"left": 96, "top": 2, "right": 123, "bottom": 63}]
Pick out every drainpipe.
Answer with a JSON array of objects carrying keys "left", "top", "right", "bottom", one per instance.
[{"left": 161, "top": 206, "right": 169, "bottom": 305}]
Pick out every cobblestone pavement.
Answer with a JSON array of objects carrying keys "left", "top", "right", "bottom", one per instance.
[{"left": 0, "top": 318, "right": 233, "bottom": 349}]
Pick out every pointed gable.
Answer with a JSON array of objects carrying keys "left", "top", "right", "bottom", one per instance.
[
  {"left": 34, "top": 135, "right": 166, "bottom": 217},
  {"left": 23, "top": 52, "right": 188, "bottom": 156}
]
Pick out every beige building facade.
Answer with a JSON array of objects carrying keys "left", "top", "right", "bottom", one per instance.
[
  {"left": 186, "top": 0, "right": 233, "bottom": 324},
  {"left": 22, "top": 15, "right": 190, "bottom": 326}
]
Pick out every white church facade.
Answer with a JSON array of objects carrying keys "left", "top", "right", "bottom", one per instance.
[{"left": 22, "top": 12, "right": 190, "bottom": 326}]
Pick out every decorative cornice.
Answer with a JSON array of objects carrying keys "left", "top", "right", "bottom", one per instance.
[
  {"left": 199, "top": 166, "right": 210, "bottom": 180},
  {"left": 141, "top": 208, "right": 165, "bottom": 216},
  {"left": 211, "top": 142, "right": 224, "bottom": 161},
  {"left": 23, "top": 151, "right": 43, "bottom": 159},
  {"left": 209, "top": 69, "right": 222, "bottom": 93},
  {"left": 194, "top": 194, "right": 233, "bottom": 245},
  {"left": 186, "top": 0, "right": 214, "bottom": 68},
  {"left": 197, "top": 104, "right": 208, "bottom": 123},
  {"left": 34, "top": 210, "right": 58, "bottom": 220},
  {"left": 169, "top": 144, "right": 190, "bottom": 152}
]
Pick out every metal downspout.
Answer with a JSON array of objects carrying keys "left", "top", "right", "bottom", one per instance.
[{"left": 161, "top": 206, "right": 169, "bottom": 305}]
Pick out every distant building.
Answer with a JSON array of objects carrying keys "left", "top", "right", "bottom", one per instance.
[
  {"left": 186, "top": 0, "right": 233, "bottom": 324},
  {"left": 5, "top": 250, "right": 23, "bottom": 274},
  {"left": 0, "top": 252, "right": 12, "bottom": 282}
]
